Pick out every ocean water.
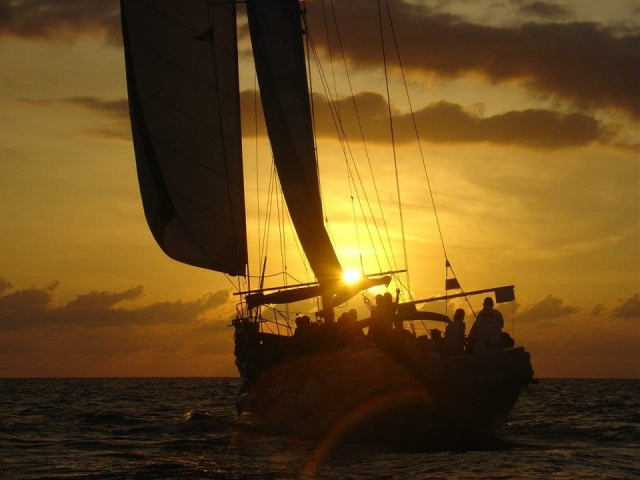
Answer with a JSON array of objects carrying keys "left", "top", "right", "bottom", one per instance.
[{"left": 1, "top": 378, "right": 638, "bottom": 479}]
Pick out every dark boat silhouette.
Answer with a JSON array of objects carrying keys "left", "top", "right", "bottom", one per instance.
[{"left": 120, "top": 0, "right": 534, "bottom": 441}]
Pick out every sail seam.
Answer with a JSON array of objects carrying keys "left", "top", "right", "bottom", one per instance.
[
  {"left": 127, "top": 32, "right": 239, "bottom": 107},
  {"left": 134, "top": 85, "right": 241, "bottom": 145},
  {"left": 146, "top": 136, "right": 242, "bottom": 186}
]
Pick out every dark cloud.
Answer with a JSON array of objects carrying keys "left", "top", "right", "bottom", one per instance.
[
  {"left": 0, "top": 278, "right": 11, "bottom": 295},
  {"left": 242, "top": 89, "right": 619, "bottom": 150},
  {"left": 0, "top": 287, "right": 51, "bottom": 313},
  {"left": 0, "top": 0, "right": 121, "bottom": 44},
  {"left": 21, "top": 89, "right": 632, "bottom": 150},
  {"left": 2, "top": 1, "right": 636, "bottom": 119},
  {"left": 63, "top": 96, "right": 129, "bottom": 120},
  {"left": 586, "top": 295, "right": 639, "bottom": 319},
  {"left": 63, "top": 97, "right": 132, "bottom": 140},
  {"left": 516, "top": 294, "right": 580, "bottom": 323},
  {"left": 307, "top": 0, "right": 639, "bottom": 118},
  {"left": 518, "top": 2, "right": 572, "bottom": 20},
  {"left": 0, "top": 282, "right": 232, "bottom": 331},
  {"left": 612, "top": 294, "right": 640, "bottom": 319},
  {"left": 65, "top": 285, "right": 145, "bottom": 311},
  {"left": 16, "top": 97, "right": 131, "bottom": 140},
  {"left": 0, "top": 280, "right": 57, "bottom": 315}
]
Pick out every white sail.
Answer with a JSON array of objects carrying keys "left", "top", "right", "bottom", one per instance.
[{"left": 121, "top": 0, "right": 247, "bottom": 276}]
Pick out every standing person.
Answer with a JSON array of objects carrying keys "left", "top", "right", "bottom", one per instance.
[
  {"left": 444, "top": 308, "right": 466, "bottom": 356},
  {"left": 468, "top": 297, "right": 503, "bottom": 353},
  {"left": 368, "top": 295, "right": 393, "bottom": 346}
]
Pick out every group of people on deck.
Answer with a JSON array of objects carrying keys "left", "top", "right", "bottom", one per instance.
[
  {"left": 293, "top": 295, "right": 513, "bottom": 358},
  {"left": 292, "top": 309, "right": 362, "bottom": 351}
]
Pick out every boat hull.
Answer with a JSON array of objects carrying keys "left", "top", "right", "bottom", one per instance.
[{"left": 234, "top": 331, "right": 534, "bottom": 441}]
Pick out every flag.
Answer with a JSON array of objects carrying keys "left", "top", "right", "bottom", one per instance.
[
  {"left": 445, "top": 277, "right": 460, "bottom": 290},
  {"left": 495, "top": 286, "right": 515, "bottom": 303}
]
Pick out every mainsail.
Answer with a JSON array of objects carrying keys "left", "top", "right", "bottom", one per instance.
[
  {"left": 121, "top": 0, "right": 247, "bottom": 276},
  {"left": 246, "top": 0, "right": 344, "bottom": 292}
]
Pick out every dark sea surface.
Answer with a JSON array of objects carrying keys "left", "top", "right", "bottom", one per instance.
[{"left": 1, "top": 378, "right": 638, "bottom": 479}]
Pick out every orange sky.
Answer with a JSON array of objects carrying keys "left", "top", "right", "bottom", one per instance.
[{"left": 0, "top": 0, "right": 638, "bottom": 378}]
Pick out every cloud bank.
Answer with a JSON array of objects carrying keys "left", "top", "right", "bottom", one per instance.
[
  {"left": 0, "top": 278, "right": 232, "bottom": 331},
  {"left": 41, "top": 90, "right": 628, "bottom": 150},
  {"left": 0, "top": 0, "right": 121, "bottom": 44},
  {"left": 1, "top": 278, "right": 637, "bottom": 377},
  {"left": 306, "top": 0, "right": 639, "bottom": 118},
  {"left": 515, "top": 294, "right": 581, "bottom": 323},
  {"left": 1, "top": 0, "right": 637, "bottom": 120},
  {"left": 270, "top": 91, "right": 613, "bottom": 149}
]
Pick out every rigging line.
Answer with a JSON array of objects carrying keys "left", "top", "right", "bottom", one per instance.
[
  {"left": 303, "top": 29, "right": 369, "bottom": 263},
  {"left": 447, "top": 261, "right": 475, "bottom": 314},
  {"left": 275, "top": 178, "right": 287, "bottom": 289},
  {"left": 302, "top": 3, "right": 334, "bottom": 252},
  {"left": 259, "top": 163, "right": 270, "bottom": 259},
  {"left": 247, "top": 271, "right": 292, "bottom": 279},
  {"left": 272, "top": 190, "right": 313, "bottom": 289},
  {"left": 326, "top": 0, "right": 398, "bottom": 274},
  {"left": 383, "top": 0, "right": 448, "bottom": 264},
  {"left": 378, "top": 0, "right": 411, "bottom": 294},
  {"left": 223, "top": 272, "right": 243, "bottom": 295},
  {"left": 274, "top": 179, "right": 289, "bottom": 329},
  {"left": 254, "top": 75, "right": 259, "bottom": 288},
  {"left": 321, "top": 0, "right": 341, "bottom": 118},
  {"left": 322, "top": 0, "right": 364, "bottom": 268},
  {"left": 305, "top": 29, "right": 391, "bottom": 274},
  {"left": 285, "top": 271, "right": 312, "bottom": 286},
  {"left": 318, "top": 103, "right": 382, "bottom": 274},
  {"left": 260, "top": 161, "right": 277, "bottom": 269},
  {"left": 344, "top": 157, "right": 384, "bottom": 274},
  {"left": 328, "top": 0, "right": 399, "bottom": 274},
  {"left": 261, "top": 305, "right": 294, "bottom": 334},
  {"left": 281, "top": 184, "right": 315, "bottom": 285},
  {"left": 349, "top": 174, "right": 365, "bottom": 273},
  {"left": 301, "top": 3, "right": 325, "bottom": 234}
]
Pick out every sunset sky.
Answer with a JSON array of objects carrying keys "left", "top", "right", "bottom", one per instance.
[{"left": 0, "top": 0, "right": 638, "bottom": 378}]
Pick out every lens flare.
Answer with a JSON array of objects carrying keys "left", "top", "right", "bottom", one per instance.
[{"left": 342, "top": 269, "right": 361, "bottom": 284}]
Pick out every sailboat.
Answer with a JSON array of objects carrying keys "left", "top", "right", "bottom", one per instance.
[{"left": 120, "top": 0, "right": 534, "bottom": 441}]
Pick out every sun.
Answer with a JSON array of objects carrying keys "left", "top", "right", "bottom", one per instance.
[{"left": 342, "top": 269, "right": 362, "bottom": 284}]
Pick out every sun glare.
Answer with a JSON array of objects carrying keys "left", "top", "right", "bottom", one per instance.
[{"left": 343, "top": 269, "right": 362, "bottom": 284}]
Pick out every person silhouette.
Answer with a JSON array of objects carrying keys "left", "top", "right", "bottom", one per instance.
[
  {"left": 444, "top": 308, "right": 466, "bottom": 356},
  {"left": 468, "top": 298, "right": 503, "bottom": 353}
]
